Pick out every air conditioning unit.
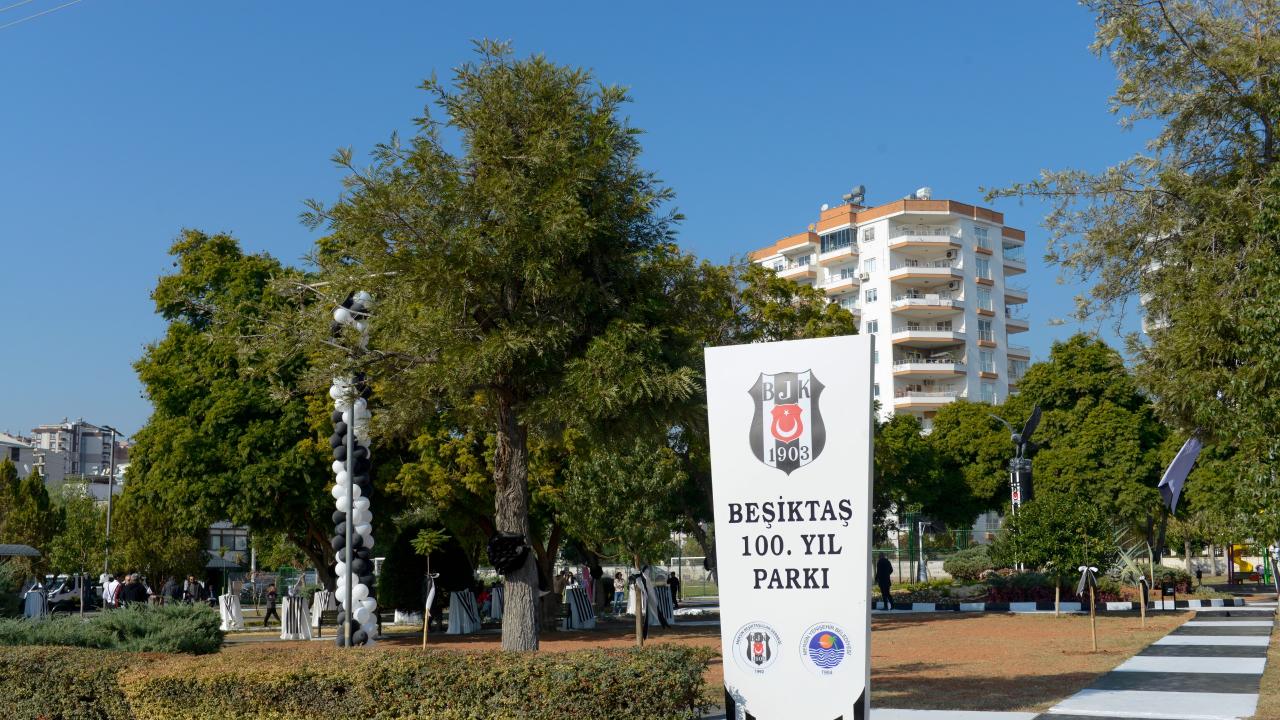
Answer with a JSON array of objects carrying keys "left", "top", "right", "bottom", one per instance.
[
  {"left": 858, "top": 272, "right": 871, "bottom": 281},
  {"left": 944, "top": 250, "right": 956, "bottom": 259},
  {"left": 947, "top": 281, "right": 960, "bottom": 290}
]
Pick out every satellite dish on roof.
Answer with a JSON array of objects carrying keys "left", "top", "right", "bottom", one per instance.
[{"left": 820, "top": 203, "right": 829, "bottom": 211}]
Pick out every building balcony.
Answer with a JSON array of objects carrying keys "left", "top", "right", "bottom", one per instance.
[
  {"left": 888, "top": 259, "right": 962, "bottom": 282},
  {"left": 891, "top": 325, "right": 965, "bottom": 346},
  {"left": 1008, "top": 344, "right": 1031, "bottom": 359},
  {"left": 822, "top": 275, "right": 858, "bottom": 293},
  {"left": 893, "top": 387, "right": 966, "bottom": 410},
  {"left": 891, "top": 293, "right": 963, "bottom": 317},
  {"left": 1005, "top": 284, "right": 1028, "bottom": 304},
  {"left": 892, "top": 357, "right": 966, "bottom": 377},
  {"left": 1002, "top": 252, "right": 1026, "bottom": 275},
  {"left": 817, "top": 244, "right": 857, "bottom": 265},
  {"left": 887, "top": 232, "right": 961, "bottom": 251},
  {"left": 1006, "top": 314, "right": 1029, "bottom": 333},
  {"left": 777, "top": 263, "right": 817, "bottom": 281},
  {"left": 1001, "top": 227, "right": 1025, "bottom": 248}
]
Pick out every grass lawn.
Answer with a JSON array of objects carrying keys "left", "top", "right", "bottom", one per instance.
[{"left": 232, "top": 610, "right": 1187, "bottom": 713}]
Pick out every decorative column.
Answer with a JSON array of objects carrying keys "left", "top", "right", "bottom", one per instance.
[{"left": 327, "top": 291, "right": 377, "bottom": 646}]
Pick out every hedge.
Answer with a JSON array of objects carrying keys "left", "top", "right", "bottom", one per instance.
[
  {"left": 0, "top": 604, "right": 223, "bottom": 654},
  {"left": 942, "top": 545, "right": 993, "bottom": 582},
  {"left": 0, "top": 643, "right": 714, "bottom": 720}
]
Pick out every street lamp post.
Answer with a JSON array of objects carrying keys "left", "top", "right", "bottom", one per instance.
[
  {"left": 101, "top": 425, "right": 119, "bottom": 578},
  {"left": 990, "top": 407, "right": 1041, "bottom": 571}
]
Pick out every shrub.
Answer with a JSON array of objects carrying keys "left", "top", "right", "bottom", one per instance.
[
  {"left": 0, "top": 603, "right": 223, "bottom": 654},
  {"left": 943, "top": 546, "right": 993, "bottom": 582},
  {"left": 0, "top": 643, "right": 714, "bottom": 720},
  {"left": 0, "top": 646, "right": 139, "bottom": 720},
  {"left": 984, "top": 571, "right": 1056, "bottom": 603}
]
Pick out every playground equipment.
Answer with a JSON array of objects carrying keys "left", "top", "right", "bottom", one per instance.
[{"left": 1228, "top": 544, "right": 1264, "bottom": 584}]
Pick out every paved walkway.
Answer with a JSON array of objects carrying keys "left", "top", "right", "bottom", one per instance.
[{"left": 1037, "top": 602, "right": 1276, "bottom": 720}]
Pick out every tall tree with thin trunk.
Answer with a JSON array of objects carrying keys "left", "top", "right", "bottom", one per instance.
[{"left": 301, "top": 42, "right": 698, "bottom": 650}]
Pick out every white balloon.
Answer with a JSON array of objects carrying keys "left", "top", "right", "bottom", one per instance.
[
  {"left": 330, "top": 484, "right": 348, "bottom": 501},
  {"left": 333, "top": 307, "right": 352, "bottom": 324},
  {"left": 362, "top": 535, "right": 375, "bottom": 551},
  {"left": 335, "top": 496, "right": 353, "bottom": 513},
  {"left": 354, "top": 523, "right": 372, "bottom": 536},
  {"left": 354, "top": 397, "right": 367, "bottom": 411},
  {"left": 336, "top": 562, "right": 348, "bottom": 577},
  {"left": 354, "top": 290, "right": 372, "bottom": 305},
  {"left": 349, "top": 484, "right": 362, "bottom": 499},
  {"left": 353, "top": 510, "right": 372, "bottom": 525},
  {"left": 342, "top": 410, "right": 352, "bottom": 423},
  {"left": 354, "top": 606, "right": 370, "bottom": 624},
  {"left": 336, "top": 471, "right": 350, "bottom": 485},
  {"left": 334, "top": 551, "right": 344, "bottom": 565},
  {"left": 331, "top": 460, "right": 344, "bottom": 474},
  {"left": 351, "top": 583, "right": 368, "bottom": 603},
  {"left": 328, "top": 385, "right": 343, "bottom": 400},
  {"left": 361, "top": 597, "right": 377, "bottom": 612},
  {"left": 354, "top": 321, "right": 367, "bottom": 334},
  {"left": 353, "top": 497, "right": 370, "bottom": 512}
]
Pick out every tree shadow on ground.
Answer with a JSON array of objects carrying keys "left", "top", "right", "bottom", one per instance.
[{"left": 873, "top": 662, "right": 1099, "bottom": 712}]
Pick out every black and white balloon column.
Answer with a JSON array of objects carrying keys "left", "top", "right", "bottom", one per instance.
[{"left": 328, "top": 291, "right": 377, "bottom": 647}]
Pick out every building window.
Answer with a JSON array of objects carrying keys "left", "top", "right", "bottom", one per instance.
[
  {"left": 838, "top": 266, "right": 856, "bottom": 280},
  {"left": 772, "top": 261, "right": 784, "bottom": 271},
  {"left": 975, "top": 257, "right": 991, "bottom": 279},
  {"left": 866, "top": 319, "right": 878, "bottom": 334},
  {"left": 977, "top": 287, "right": 992, "bottom": 311},
  {"left": 974, "top": 225, "right": 991, "bottom": 249},
  {"left": 874, "top": 350, "right": 879, "bottom": 364},
  {"left": 981, "top": 382, "right": 997, "bottom": 404},
  {"left": 796, "top": 255, "right": 811, "bottom": 266},
  {"left": 820, "top": 228, "right": 853, "bottom": 253},
  {"left": 873, "top": 383, "right": 880, "bottom": 397},
  {"left": 865, "top": 288, "right": 878, "bottom": 303},
  {"left": 862, "top": 257, "right": 876, "bottom": 273},
  {"left": 978, "top": 318, "right": 993, "bottom": 342},
  {"left": 980, "top": 350, "right": 995, "bottom": 373},
  {"left": 1009, "top": 358, "right": 1028, "bottom": 380},
  {"left": 861, "top": 226, "right": 876, "bottom": 243}
]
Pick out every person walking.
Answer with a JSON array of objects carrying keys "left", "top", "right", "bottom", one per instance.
[
  {"left": 160, "top": 576, "right": 176, "bottom": 606},
  {"left": 875, "top": 552, "right": 894, "bottom": 611},
  {"left": 262, "top": 583, "right": 280, "bottom": 627}
]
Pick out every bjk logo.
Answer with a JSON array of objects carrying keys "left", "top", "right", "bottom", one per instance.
[{"left": 748, "top": 370, "right": 825, "bottom": 475}]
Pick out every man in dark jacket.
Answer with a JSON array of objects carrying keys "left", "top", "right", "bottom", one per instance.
[
  {"left": 875, "top": 553, "right": 894, "bottom": 611},
  {"left": 120, "top": 574, "right": 149, "bottom": 606},
  {"left": 262, "top": 584, "right": 280, "bottom": 627}
]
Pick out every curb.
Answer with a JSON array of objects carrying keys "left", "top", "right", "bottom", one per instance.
[{"left": 876, "top": 598, "right": 1248, "bottom": 613}]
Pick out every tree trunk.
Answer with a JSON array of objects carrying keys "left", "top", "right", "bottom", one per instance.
[
  {"left": 1054, "top": 584, "right": 1060, "bottom": 617},
  {"left": 633, "top": 556, "right": 644, "bottom": 647},
  {"left": 494, "top": 391, "right": 538, "bottom": 651},
  {"left": 688, "top": 519, "right": 715, "bottom": 583},
  {"left": 1208, "top": 543, "right": 1218, "bottom": 575},
  {"left": 1185, "top": 540, "right": 1194, "bottom": 573},
  {"left": 296, "top": 527, "right": 336, "bottom": 591}
]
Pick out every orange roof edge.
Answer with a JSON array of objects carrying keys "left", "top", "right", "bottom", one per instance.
[{"left": 1001, "top": 227, "right": 1026, "bottom": 240}]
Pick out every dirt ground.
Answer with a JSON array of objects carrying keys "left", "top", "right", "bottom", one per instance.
[{"left": 233, "top": 610, "right": 1187, "bottom": 713}]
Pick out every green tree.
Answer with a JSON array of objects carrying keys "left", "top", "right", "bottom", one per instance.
[
  {"left": 3, "top": 468, "right": 60, "bottom": 575},
  {"left": 990, "top": 1, "right": 1280, "bottom": 534},
  {"left": 991, "top": 493, "right": 1117, "bottom": 613},
  {"left": 129, "top": 231, "right": 337, "bottom": 585},
  {"left": 300, "top": 43, "right": 701, "bottom": 651},
  {"left": 47, "top": 484, "right": 105, "bottom": 580},
  {"left": 0, "top": 459, "right": 19, "bottom": 538},
  {"left": 108, "top": 487, "right": 206, "bottom": 583},
  {"left": 557, "top": 436, "right": 686, "bottom": 646},
  {"left": 874, "top": 414, "right": 979, "bottom": 537},
  {"left": 927, "top": 401, "right": 1014, "bottom": 512}
]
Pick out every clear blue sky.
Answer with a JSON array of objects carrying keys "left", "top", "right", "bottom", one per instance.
[{"left": 0, "top": 1, "right": 1147, "bottom": 437}]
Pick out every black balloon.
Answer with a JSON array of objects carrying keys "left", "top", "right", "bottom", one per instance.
[
  {"left": 329, "top": 321, "right": 343, "bottom": 338},
  {"left": 352, "top": 445, "right": 368, "bottom": 460},
  {"left": 333, "top": 446, "right": 347, "bottom": 461},
  {"left": 332, "top": 511, "right": 347, "bottom": 525},
  {"left": 331, "top": 410, "right": 344, "bottom": 424},
  {"left": 330, "top": 535, "right": 345, "bottom": 552},
  {"left": 352, "top": 629, "right": 369, "bottom": 645},
  {"left": 329, "top": 433, "right": 343, "bottom": 449},
  {"left": 354, "top": 548, "right": 371, "bottom": 561},
  {"left": 358, "top": 573, "right": 375, "bottom": 587},
  {"left": 341, "top": 292, "right": 354, "bottom": 309},
  {"left": 334, "top": 421, "right": 348, "bottom": 436},
  {"left": 352, "top": 458, "right": 370, "bottom": 474}
]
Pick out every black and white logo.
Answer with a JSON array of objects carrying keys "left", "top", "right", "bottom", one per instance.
[
  {"left": 749, "top": 370, "right": 826, "bottom": 475},
  {"left": 732, "top": 621, "right": 782, "bottom": 673}
]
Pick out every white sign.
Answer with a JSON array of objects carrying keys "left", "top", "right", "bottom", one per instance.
[{"left": 705, "top": 335, "right": 873, "bottom": 720}]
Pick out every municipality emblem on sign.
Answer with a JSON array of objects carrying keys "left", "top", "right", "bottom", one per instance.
[
  {"left": 798, "top": 622, "right": 851, "bottom": 676},
  {"left": 732, "top": 621, "right": 782, "bottom": 673},
  {"left": 749, "top": 370, "right": 825, "bottom": 475}
]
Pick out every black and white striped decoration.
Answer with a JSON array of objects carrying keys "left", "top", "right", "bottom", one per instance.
[
  {"left": 328, "top": 290, "right": 378, "bottom": 647},
  {"left": 876, "top": 598, "right": 1249, "bottom": 613},
  {"left": 280, "top": 595, "right": 311, "bottom": 640},
  {"left": 447, "top": 590, "right": 481, "bottom": 634},
  {"left": 564, "top": 586, "right": 596, "bottom": 630},
  {"left": 490, "top": 585, "right": 503, "bottom": 620}
]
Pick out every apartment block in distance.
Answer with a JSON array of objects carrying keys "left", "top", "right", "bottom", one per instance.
[{"left": 749, "top": 188, "right": 1030, "bottom": 430}]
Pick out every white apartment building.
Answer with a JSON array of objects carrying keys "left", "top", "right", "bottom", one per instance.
[
  {"left": 30, "top": 418, "right": 127, "bottom": 488},
  {"left": 0, "top": 433, "right": 36, "bottom": 478},
  {"left": 750, "top": 192, "right": 1030, "bottom": 430}
]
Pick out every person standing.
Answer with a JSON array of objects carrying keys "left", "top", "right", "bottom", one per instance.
[
  {"left": 612, "top": 571, "right": 626, "bottom": 614},
  {"left": 262, "top": 583, "right": 280, "bottom": 627},
  {"left": 667, "top": 569, "right": 681, "bottom": 609},
  {"left": 875, "top": 552, "right": 894, "bottom": 611},
  {"left": 182, "top": 575, "right": 200, "bottom": 604},
  {"left": 101, "top": 575, "right": 119, "bottom": 609},
  {"left": 120, "top": 574, "right": 148, "bottom": 606}
]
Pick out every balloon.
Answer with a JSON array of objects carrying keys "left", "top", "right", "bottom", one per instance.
[
  {"left": 353, "top": 498, "right": 370, "bottom": 512},
  {"left": 354, "top": 397, "right": 367, "bottom": 412},
  {"left": 354, "top": 523, "right": 372, "bottom": 536},
  {"left": 349, "top": 484, "right": 362, "bottom": 499},
  {"left": 328, "top": 385, "right": 343, "bottom": 400},
  {"left": 331, "top": 461, "right": 344, "bottom": 474},
  {"left": 336, "top": 562, "right": 348, "bottom": 577},
  {"left": 334, "top": 496, "right": 351, "bottom": 513},
  {"left": 352, "top": 629, "right": 369, "bottom": 646},
  {"left": 332, "top": 510, "right": 346, "bottom": 525},
  {"left": 330, "top": 484, "right": 348, "bottom": 501},
  {"left": 354, "top": 606, "right": 370, "bottom": 624},
  {"left": 351, "top": 583, "right": 368, "bottom": 603},
  {"left": 361, "top": 535, "right": 375, "bottom": 551},
  {"left": 336, "top": 471, "right": 350, "bottom": 485},
  {"left": 352, "top": 510, "right": 371, "bottom": 525},
  {"left": 355, "top": 321, "right": 367, "bottom": 334},
  {"left": 341, "top": 410, "right": 351, "bottom": 424},
  {"left": 354, "top": 290, "right": 372, "bottom": 305},
  {"left": 333, "top": 307, "right": 352, "bottom": 324},
  {"left": 361, "top": 597, "right": 377, "bottom": 613}
]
